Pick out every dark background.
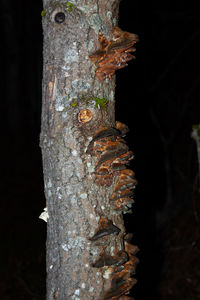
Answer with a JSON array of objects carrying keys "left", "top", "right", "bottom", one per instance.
[{"left": 0, "top": 0, "right": 200, "bottom": 299}]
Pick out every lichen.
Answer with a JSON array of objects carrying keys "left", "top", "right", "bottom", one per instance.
[
  {"left": 72, "top": 149, "right": 78, "bottom": 156},
  {"left": 47, "top": 179, "right": 52, "bottom": 188},
  {"left": 106, "top": 11, "right": 112, "bottom": 19},
  {"left": 74, "top": 289, "right": 80, "bottom": 296},
  {"left": 62, "top": 243, "right": 69, "bottom": 251},
  {"left": 67, "top": 237, "right": 86, "bottom": 250},
  {"left": 81, "top": 283, "right": 86, "bottom": 289},
  {"left": 64, "top": 46, "right": 79, "bottom": 63},
  {"left": 89, "top": 13, "right": 108, "bottom": 35},
  {"left": 80, "top": 193, "right": 88, "bottom": 199},
  {"left": 89, "top": 287, "right": 94, "bottom": 293}
]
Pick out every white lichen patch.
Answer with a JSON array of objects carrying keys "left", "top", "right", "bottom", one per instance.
[
  {"left": 50, "top": 265, "right": 53, "bottom": 269},
  {"left": 71, "top": 79, "right": 90, "bottom": 92},
  {"left": 78, "top": 4, "right": 98, "bottom": 15},
  {"left": 64, "top": 46, "right": 79, "bottom": 63},
  {"left": 56, "top": 187, "right": 62, "bottom": 200},
  {"left": 96, "top": 216, "right": 100, "bottom": 222},
  {"left": 56, "top": 104, "right": 65, "bottom": 112},
  {"left": 81, "top": 283, "right": 86, "bottom": 289},
  {"left": 63, "top": 71, "right": 69, "bottom": 77},
  {"left": 72, "top": 149, "right": 78, "bottom": 156},
  {"left": 87, "top": 162, "right": 95, "bottom": 173},
  {"left": 89, "top": 231, "right": 94, "bottom": 237},
  {"left": 62, "top": 65, "right": 70, "bottom": 73},
  {"left": 70, "top": 195, "right": 78, "bottom": 205},
  {"left": 113, "top": 17, "right": 117, "bottom": 26},
  {"left": 62, "top": 112, "right": 68, "bottom": 119},
  {"left": 85, "top": 264, "right": 89, "bottom": 268},
  {"left": 89, "top": 287, "right": 94, "bottom": 293},
  {"left": 61, "top": 243, "right": 68, "bottom": 252},
  {"left": 109, "top": 90, "right": 114, "bottom": 101},
  {"left": 74, "top": 289, "right": 80, "bottom": 296},
  {"left": 89, "top": 14, "right": 106, "bottom": 34},
  {"left": 67, "top": 237, "right": 86, "bottom": 250},
  {"left": 101, "top": 205, "right": 105, "bottom": 210},
  {"left": 55, "top": 95, "right": 68, "bottom": 112},
  {"left": 110, "top": 246, "right": 115, "bottom": 256},
  {"left": 80, "top": 193, "right": 87, "bottom": 199},
  {"left": 77, "top": 158, "right": 83, "bottom": 165},
  {"left": 107, "top": 11, "right": 112, "bottom": 19},
  {"left": 47, "top": 179, "right": 52, "bottom": 188},
  {"left": 89, "top": 214, "right": 94, "bottom": 219},
  {"left": 88, "top": 40, "right": 94, "bottom": 52}
]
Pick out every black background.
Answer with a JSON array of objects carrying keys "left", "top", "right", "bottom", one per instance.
[{"left": 0, "top": 0, "right": 200, "bottom": 299}]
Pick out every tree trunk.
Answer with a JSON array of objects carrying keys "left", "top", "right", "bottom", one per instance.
[{"left": 40, "top": 1, "right": 138, "bottom": 299}]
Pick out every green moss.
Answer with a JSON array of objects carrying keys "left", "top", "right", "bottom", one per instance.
[
  {"left": 66, "top": 2, "right": 77, "bottom": 11},
  {"left": 79, "top": 94, "right": 108, "bottom": 109},
  {"left": 94, "top": 97, "right": 108, "bottom": 108},
  {"left": 41, "top": 10, "right": 46, "bottom": 17},
  {"left": 64, "top": 93, "right": 109, "bottom": 113},
  {"left": 70, "top": 98, "right": 78, "bottom": 108}
]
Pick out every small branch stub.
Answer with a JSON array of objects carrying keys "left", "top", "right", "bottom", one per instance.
[{"left": 78, "top": 109, "right": 93, "bottom": 123}]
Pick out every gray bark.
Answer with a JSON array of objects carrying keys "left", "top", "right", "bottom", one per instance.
[{"left": 40, "top": 1, "right": 132, "bottom": 299}]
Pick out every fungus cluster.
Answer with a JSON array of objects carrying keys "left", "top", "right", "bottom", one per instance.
[{"left": 89, "top": 27, "right": 138, "bottom": 80}]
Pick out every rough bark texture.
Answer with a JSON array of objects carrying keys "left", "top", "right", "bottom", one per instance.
[{"left": 40, "top": 1, "right": 137, "bottom": 299}]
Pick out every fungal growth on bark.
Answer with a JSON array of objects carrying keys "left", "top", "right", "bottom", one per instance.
[
  {"left": 89, "top": 216, "right": 121, "bottom": 241},
  {"left": 89, "top": 27, "right": 138, "bottom": 80},
  {"left": 87, "top": 122, "right": 138, "bottom": 298}
]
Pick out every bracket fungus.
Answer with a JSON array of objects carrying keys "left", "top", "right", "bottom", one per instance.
[
  {"left": 87, "top": 122, "right": 139, "bottom": 298},
  {"left": 89, "top": 27, "right": 138, "bottom": 80}
]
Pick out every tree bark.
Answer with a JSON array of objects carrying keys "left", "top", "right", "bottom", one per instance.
[{"left": 40, "top": 1, "right": 138, "bottom": 299}]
